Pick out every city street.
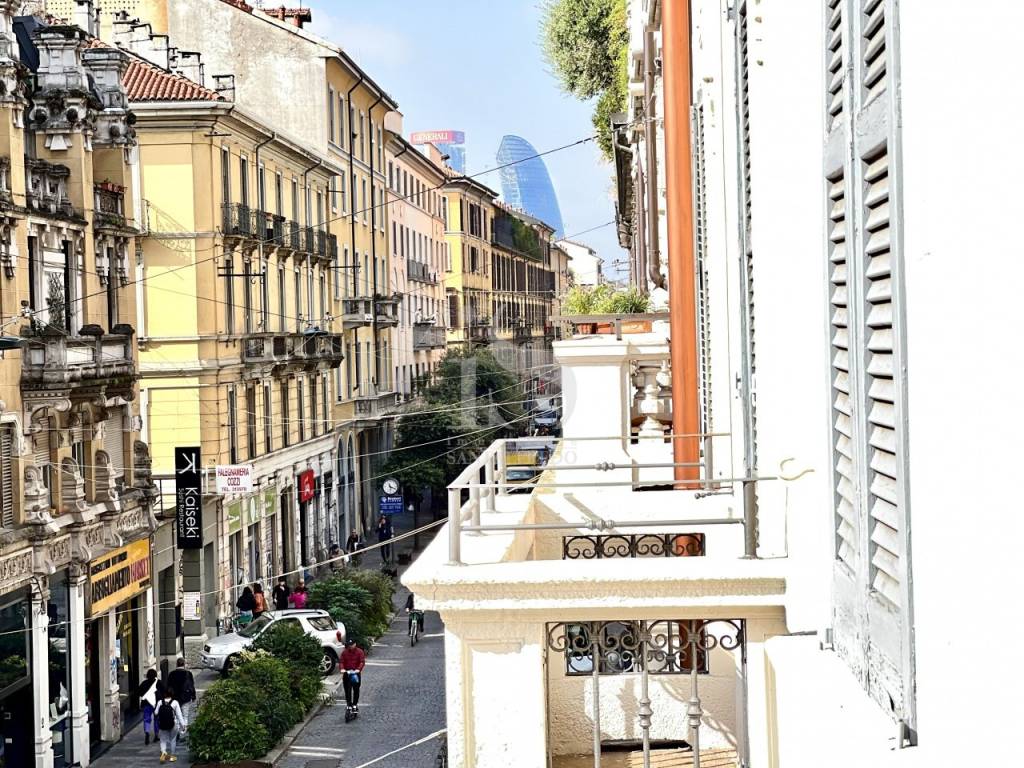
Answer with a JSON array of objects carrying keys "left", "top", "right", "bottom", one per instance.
[{"left": 276, "top": 593, "right": 446, "bottom": 768}]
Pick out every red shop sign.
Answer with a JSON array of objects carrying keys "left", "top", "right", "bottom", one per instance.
[{"left": 298, "top": 469, "right": 316, "bottom": 503}]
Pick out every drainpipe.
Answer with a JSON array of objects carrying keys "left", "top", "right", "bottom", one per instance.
[
  {"left": 367, "top": 92, "right": 384, "bottom": 393},
  {"left": 644, "top": 26, "right": 665, "bottom": 291},
  {"left": 301, "top": 157, "right": 323, "bottom": 330},
  {"left": 662, "top": 0, "right": 700, "bottom": 487}
]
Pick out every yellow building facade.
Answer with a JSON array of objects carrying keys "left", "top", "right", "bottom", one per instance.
[{"left": 0, "top": 8, "right": 161, "bottom": 765}]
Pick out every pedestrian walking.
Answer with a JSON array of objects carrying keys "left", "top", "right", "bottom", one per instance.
[
  {"left": 235, "top": 586, "right": 255, "bottom": 626},
  {"left": 137, "top": 669, "right": 164, "bottom": 746},
  {"left": 252, "top": 583, "right": 268, "bottom": 618},
  {"left": 346, "top": 531, "right": 362, "bottom": 567},
  {"left": 340, "top": 638, "right": 366, "bottom": 713},
  {"left": 166, "top": 658, "right": 196, "bottom": 727},
  {"left": 154, "top": 689, "right": 186, "bottom": 762},
  {"left": 272, "top": 576, "right": 291, "bottom": 611},
  {"left": 290, "top": 580, "right": 308, "bottom": 609},
  {"left": 376, "top": 514, "right": 394, "bottom": 563}
]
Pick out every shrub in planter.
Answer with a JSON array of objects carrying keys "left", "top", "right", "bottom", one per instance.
[
  {"left": 340, "top": 569, "right": 395, "bottom": 636},
  {"left": 307, "top": 577, "right": 374, "bottom": 648},
  {"left": 229, "top": 650, "right": 303, "bottom": 743},
  {"left": 250, "top": 622, "right": 323, "bottom": 711},
  {"left": 188, "top": 678, "right": 272, "bottom": 764}
]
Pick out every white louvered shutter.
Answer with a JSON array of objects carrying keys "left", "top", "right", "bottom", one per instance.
[
  {"left": 863, "top": 149, "right": 900, "bottom": 605},
  {"left": 862, "top": 0, "right": 887, "bottom": 102},
  {"left": 826, "top": 0, "right": 844, "bottom": 131},
  {"left": 34, "top": 421, "right": 51, "bottom": 468},
  {"left": 828, "top": 172, "right": 857, "bottom": 571},
  {"left": 104, "top": 407, "right": 125, "bottom": 477},
  {"left": 1, "top": 429, "right": 13, "bottom": 527},
  {"left": 692, "top": 102, "right": 713, "bottom": 451}
]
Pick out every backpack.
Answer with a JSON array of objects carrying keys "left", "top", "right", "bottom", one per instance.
[{"left": 157, "top": 701, "right": 176, "bottom": 731}]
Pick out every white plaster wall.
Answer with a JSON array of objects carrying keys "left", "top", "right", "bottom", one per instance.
[
  {"left": 165, "top": 0, "right": 327, "bottom": 150},
  {"left": 895, "top": 0, "right": 1022, "bottom": 759}
]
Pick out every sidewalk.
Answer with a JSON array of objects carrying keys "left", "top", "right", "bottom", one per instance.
[{"left": 91, "top": 508, "right": 430, "bottom": 766}]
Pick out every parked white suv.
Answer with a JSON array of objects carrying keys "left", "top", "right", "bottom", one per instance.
[{"left": 200, "top": 609, "right": 346, "bottom": 675}]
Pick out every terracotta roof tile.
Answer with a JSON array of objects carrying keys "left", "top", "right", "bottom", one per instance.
[{"left": 123, "top": 57, "right": 224, "bottom": 103}]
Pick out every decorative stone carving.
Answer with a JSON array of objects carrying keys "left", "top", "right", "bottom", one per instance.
[
  {"left": 133, "top": 440, "right": 158, "bottom": 502},
  {"left": 23, "top": 465, "right": 58, "bottom": 532},
  {"left": 0, "top": 550, "right": 33, "bottom": 592},
  {"left": 70, "top": 524, "right": 103, "bottom": 563},
  {"left": 81, "top": 47, "right": 136, "bottom": 149},
  {"left": 33, "top": 534, "right": 71, "bottom": 575},
  {"left": 29, "top": 26, "right": 98, "bottom": 153},
  {"left": 60, "top": 456, "right": 90, "bottom": 521},
  {"left": 93, "top": 449, "right": 120, "bottom": 507}
]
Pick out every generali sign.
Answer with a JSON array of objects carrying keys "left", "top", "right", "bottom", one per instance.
[{"left": 215, "top": 464, "right": 255, "bottom": 494}]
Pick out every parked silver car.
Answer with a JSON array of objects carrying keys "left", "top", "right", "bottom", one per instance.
[{"left": 200, "top": 609, "right": 346, "bottom": 675}]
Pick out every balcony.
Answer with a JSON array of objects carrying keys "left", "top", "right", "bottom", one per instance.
[
  {"left": 94, "top": 182, "right": 131, "bottom": 232},
  {"left": 353, "top": 390, "right": 399, "bottom": 420},
  {"left": 413, "top": 325, "right": 446, "bottom": 350},
  {"left": 20, "top": 331, "right": 136, "bottom": 391},
  {"left": 241, "top": 332, "right": 343, "bottom": 370},
  {"left": 255, "top": 211, "right": 286, "bottom": 248},
  {"left": 26, "top": 159, "right": 80, "bottom": 220},
  {"left": 468, "top": 318, "right": 491, "bottom": 343},
  {"left": 401, "top": 330, "right": 794, "bottom": 768},
  {"left": 513, "top": 321, "right": 534, "bottom": 343},
  {"left": 341, "top": 297, "right": 374, "bottom": 329},
  {"left": 375, "top": 295, "right": 401, "bottom": 327},
  {"left": 222, "top": 202, "right": 255, "bottom": 241},
  {"left": 287, "top": 221, "right": 302, "bottom": 252},
  {"left": 302, "top": 225, "right": 317, "bottom": 258},
  {"left": 408, "top": 258, "right": 438, "bottom": 284}
]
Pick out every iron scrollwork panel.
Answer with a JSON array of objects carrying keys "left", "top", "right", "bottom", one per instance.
[
  {"left": 562, "top": 533, "right": 707, "bottom": 560},
  {"left": 549, "top": 618, "right": 744, "bottom": 676}
]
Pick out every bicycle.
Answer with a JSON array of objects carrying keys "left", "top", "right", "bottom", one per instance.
[{"left": 408, "top": 608, "right": 424, "bottom": 646}]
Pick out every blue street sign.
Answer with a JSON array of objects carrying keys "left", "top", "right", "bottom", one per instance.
[{"left": 379, "top": 495, "right": 404, "bottom": 515}]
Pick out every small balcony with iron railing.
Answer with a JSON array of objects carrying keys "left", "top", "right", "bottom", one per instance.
[
  {"left": 241, "top": 331, "right": 343, "bottom": 370},
  {"left": 467, "top": 316, "right": 491, "bottom": 343},
  {"left": 408, "top": 258, "right": 438, "bottom": 284},
  {"left": 403, "top": 329, "right": 800, "bottom": 768},
  {"left": 26, "top": 159, "right": 80, "bottom": 220},
  {"left": 221, "top": 202, "right": 255, "bottom": 242},
  {"left": 254, "top": 211, "right": 286, "bottom": 249},
  {"left": 287, "top": 220, "right": 302, "bottom": 252}
]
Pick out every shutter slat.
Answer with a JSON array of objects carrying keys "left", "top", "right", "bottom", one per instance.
[
  {"left": 1, "top": 430, "right": 13, "bottom": 527},
  {"left": 870, "top": 473, "right": 898, "bottom": 506},
  {"left": 104, "top": 408, "right": 125, "bottom": 477},
  {"left": 870, "top": 424, "right": 896, "bottom": 454},
  {"left": 868, "top": 401, "right": 895, "bottom": 429},
  {"left": 870, "top": 496, "right": 899, "bottom": 530}
]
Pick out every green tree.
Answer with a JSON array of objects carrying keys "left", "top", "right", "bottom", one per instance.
[{"left": 542, "top": 0, "right": 629, "bottom": 158}]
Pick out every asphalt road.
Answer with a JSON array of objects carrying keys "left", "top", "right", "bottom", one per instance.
[{"left": 275, "top": 599, "right": 446, "bottom": 768}]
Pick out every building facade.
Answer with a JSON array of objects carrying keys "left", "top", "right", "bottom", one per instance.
[
  {"left": 100, "top": 0, "right": 403, "bottom": 543},
  {"left": 558, "top": 237, "right": 603, "bottom": 287},
  {"left": 0, "top": 7, "right": 161, "bottom": 766},
  {"left": 386, "top": 137, "right": 447, "bottom": 399},
  {"left": 496, "top": 134, "right": 565, "bottom": 238},
  {"left": 406, "top": 1, "right": 1021, "bottom": 766}
]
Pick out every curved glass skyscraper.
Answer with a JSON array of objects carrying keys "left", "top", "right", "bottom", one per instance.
[{"left": 496, "top": 135, "right": 564, "bottom": 237}]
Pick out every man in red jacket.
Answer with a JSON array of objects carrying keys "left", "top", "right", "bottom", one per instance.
[{"left": 340, "top": 638, "right": 366, "bottom": 713}]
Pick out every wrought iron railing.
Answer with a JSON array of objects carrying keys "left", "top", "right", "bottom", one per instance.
[
  {"left": 287, "top": 221, "right": 301, "bottom": 251},
  {"left": 222, "top": 202, "right": 254, "bottom": 237},
  {"left": 563, "top": 533, "right": 706, "bottom": 559},
  {"left": 408, "top": 258, "right": 437, "bottom": 284}
]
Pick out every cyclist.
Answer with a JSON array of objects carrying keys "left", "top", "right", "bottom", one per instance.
[
  {"left": 405, "top": 593, "right": 424, "bottom": 635},
  {"left": 340, "top": 638, "right": 365, "bottom": 714}
]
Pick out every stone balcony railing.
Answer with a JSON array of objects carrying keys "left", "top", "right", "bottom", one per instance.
[
  {"left": 341, "top": 297, "right": 373, "bottom": 329},
  {"left": 26, "top": 159, "right": 79, "bottom": 220},
  {"left": 413, "top": 325, "right": 446, "bottom": 350},
  {"left": 241, "top": 332, "right": 343, "bottom": 370},
  {"left": 20, "top": 331, "right": 136, "bottom": 389},
  {"left": 354, "top": 391, "right": 399, "bottom": 419}
]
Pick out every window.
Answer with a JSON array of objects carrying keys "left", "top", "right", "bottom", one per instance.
[
  {"left": 263, "top": 382, "right": 273, "bottom": 454},
  {"left": 388, "top": 161, "right": 394, "bottom": 190},
  {"left": 224, "top": 257, "right": 235, "bottom": 334},
  {"left": 258, "top": 163, "right": 266, "bottom": 211},
  {"left": 294, "top": 269, "right": 302, "bottom": 331},
  {"left": 281, "top": 379, "right": 291, "bottom": 448},
  {"left": 243, "top": 259, "right": 253, "bottom": 334},
  {"left": 291, "top": 178, "right": 299, "bottom": 223},
  {"left": 339, "top": 94, "right": 346, "bottom": 148},
  {"left": 328, "top": 86, "right": 336, "bottom": 142},
  {"left": 227, "top": 388, "right": 238, "bottom": 464},
  {"left": 277, "top": 262, "right": 286, "bottom": 332},
  {"left": 246, "top": 385, "right": 257, "bottom": 459},
  {"left": 310, "top": 374, "right": 319, "bottom": 437},
  {"left": 275, "top": 172, "right": 283, "bottom": 216},
  {"left": 359, "top": 112, "right": 365, "bottom": 160},
  {"left": 377, "top": 125, "right": 383, "bottom": 167},
  {"left": 221, "top": 146, "right": 231, "bottom": 205},
  {"left": 321, "top": 375, "right": 329, "bottom": 429},
  {"left": 441, "top": 197, "right": 448, "bottom": 229},
  {"left": 330, "top": 176, "right": 338, "bottom": 213},
  {"left": 340, "top": 173, "right": 347, "bottom": 213},
  {"left": 297, "top": 378, "right": 306, "bottom": 442},
  {"left": 0, "top": 427, "right": 13, "bottom": 527},
  {"left": 361, "top": 179, "right": 368, "bottom": 224},
  {"left": 239, "top": 156, "right": 249, "bottom": 207}
]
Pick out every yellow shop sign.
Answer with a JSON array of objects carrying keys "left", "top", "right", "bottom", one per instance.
[{"left": 89, "top": 539, "right": 151, "bottom": 617}]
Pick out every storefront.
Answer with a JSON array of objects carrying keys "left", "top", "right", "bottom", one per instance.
[
  {"left": 46, "top": 571, "right": 73, "bottom": 768},
  {"left": 0, "top": 589, "right": 32, "bottom": 768},
  {"left": 224, "top": 487, "right": 279, "bottom": 611},
  {"left": 85, "top": 538, "right": 152, "bottom": 754}
]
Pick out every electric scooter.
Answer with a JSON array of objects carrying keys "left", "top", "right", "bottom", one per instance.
[{"left": 344, "top": 670, "right": 360, "bottom": 722}]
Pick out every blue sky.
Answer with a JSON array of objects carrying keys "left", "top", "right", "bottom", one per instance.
[{"left": 305, "top": 0, "right": 625, "bottom": 277}]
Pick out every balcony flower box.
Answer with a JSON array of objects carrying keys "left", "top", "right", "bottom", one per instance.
[{"left": 563, "top": 285, "right": 654, "bottom": 335}]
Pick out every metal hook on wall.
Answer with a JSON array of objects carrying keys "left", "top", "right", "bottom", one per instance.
[{"left": 778, "top": 457, "right": 814, "bottom": 482}]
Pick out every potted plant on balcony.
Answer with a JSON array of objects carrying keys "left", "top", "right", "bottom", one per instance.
[{"left": 563, "top": 285, "right": 654, "bottom": 335}]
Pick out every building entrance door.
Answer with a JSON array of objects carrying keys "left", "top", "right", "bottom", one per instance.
[{"left": 115, "top": 599, "right": 141, "bottom": 734}]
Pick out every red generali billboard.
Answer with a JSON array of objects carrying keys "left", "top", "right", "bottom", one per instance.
[
  {"left": 410, "top": 130, "right": 465, "bottom": 145},
  {"left": 298, "top": 469, "right": 316, "bottom": 503}
]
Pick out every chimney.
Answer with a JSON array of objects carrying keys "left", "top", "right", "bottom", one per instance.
[
  {"left": 128, "top": 22, "right": 152, "bottom": 57},
  {"left": 147, "top": 33, "right": 171, "bottom": 71},
  {"left": 212, "top": 74, "right": 235, "bottom": 102},
  {"left": 174, "top": 50, "right": 205, "bottom": 87},
  {"left": 263, "top": 7, "right": 313, "bottom": 29},
  {"left": 112, "top": 11, "right": 135, "bottom": 51},
  {"left": 72, "top": 0, "right": 99, "bottom": 37}
]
